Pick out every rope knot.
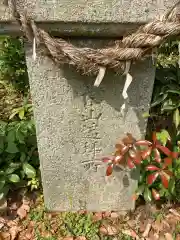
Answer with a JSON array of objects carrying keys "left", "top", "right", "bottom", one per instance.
[{"left": 7, "top": 0, "right": 180, "bottom": 76}]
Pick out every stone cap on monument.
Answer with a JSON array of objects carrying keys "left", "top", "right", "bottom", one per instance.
[
  {"left": 0, "top": 1, "right": 177, "bottom": 23},
  {"left": 0, "top": 0, "right": 178, "bottom": 36}
]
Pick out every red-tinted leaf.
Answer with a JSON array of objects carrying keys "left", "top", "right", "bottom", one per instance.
[
  {"left": 127, "top": 158, "right": 135, "bottom": 169},
  {"left": 122, "top": 135, "right": 134, "bottom": 145},
  {"left": 106, "top": 164, "right": 113, "bottom": 176},
  {"left": 146, "top": 165, "right": 160, "bottom": 171},
  {"left": 114, "top": 155, "right": 123, "bottom": 164},
  {"left": 129, "top": 149, "right": 136, "bottom": 158},
  {"left": 163, "top": 157, "right": 172, "bottom": 167},
  {"left": 153, "top": 148, "right": 161, "bottom": 163},
  {"left": 141, "top": 147, "right": 152, "bottom": 159},
  {"left": 152, "top": 132, "right": 157, "bottom": 143},
  {"left": 157, "top": 145, "right": 171, "bottom": 156},
  {"left": 127, "top": 133, "right": 135, "bottom": 141},
  {"left": 133, "top": 152, "right": 142, "bottom": 165},
  {"left": 152, "top": 189, "right": 160, "bottom": 200},
  {"left": 171, "top": 152, "right": 179, "bottom": 159},
  {"left": 147, "top": 172, "right": 159, "bottom": 185},
  {"left": 135, "top": 140, "right": 152, "bottom": 146},
  {"left": 163, "top": 170, "right": 173, "bottom": 176},
  {"left": 115, "top": 143, "right": 124, "bottom": 150},
  {"left": 121, "top": 146, "right": 129, "bottom": 155},
  {"left": 102, "top": 157, "right": 113, "bottom": 163},
  {"left": 160, "top": 171, "right": 170, "bottom": 188}
]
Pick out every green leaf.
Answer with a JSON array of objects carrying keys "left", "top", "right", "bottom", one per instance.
[
  {"left": 0, "top": 121, "right": 7, "bottom": 136},
  {"left": 151, "top": 94, "right": 168, "bottom": 108},
  {"left": 16, "top": 130, "right": 25, "bottom": 144},
  {"left": 169, "top": 178, "right": 176, "bottom": 195},
  {"left": 156, "top": 130, "right": 170, "bottom": 146},
  {"left": 0, "top": 177, "right": 5, "bottom": 190},
  {"left": 20, "top": 152, "right": 26, "bottom": 162},
  {"left": 8, "top": 174, "right": 20, "bottom": 183},
  {"left": 142, "top": 112, "right": 150, "bottom": 118},
  {"left": 144, "top": 187, "right": 152, "bottom": 202},
  {"left": 9, "top": 109, "right": 19, "bottom": 120},
  {"left": 173, "top": 108, "right": 180, "bottom": 129},
  {"left": 6, "top": 129, "right": 16, "bottom": 142},
  {"left": 166, "top": 90, "right": 180, "bottom": 95},
  {"left": 136, "top": 185, "right": 145, "bottom": 195},
  {"left": 6, "top": 142, "right": 18, "bottom": 153},
  {"left": 23, "top": 163, "right": 36, "bottom": 178},
  {"left": 5, "top": 162, "right": 21, "bottom": 174},
  {"left": 0, "top": 186, "right": 9, "bottom": 201},
  {"left": 19, "top": 108, "right": 25, "bottom": 120},
  {"left": 0, "top": 137, "right": 4, "bottom": 154}
]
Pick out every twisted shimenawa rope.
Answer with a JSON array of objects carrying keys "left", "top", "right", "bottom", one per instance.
[{"left": 8, "top": 0, "right": 180, "bottom": 75}]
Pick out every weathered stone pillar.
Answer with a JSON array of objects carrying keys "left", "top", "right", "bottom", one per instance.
[{"left": 0, "top": 0, "right": 175, "bottom": 211}]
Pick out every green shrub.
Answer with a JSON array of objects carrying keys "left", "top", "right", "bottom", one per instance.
[
  {"left": 0, "top": 118, "right": 39, "bottom": 200},
  {"left": 0, "top": 36, "right": 29, "bottom": 92}
]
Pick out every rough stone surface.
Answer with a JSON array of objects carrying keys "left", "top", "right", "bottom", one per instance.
[
  {"left": 0, "top": 0, "right": 177, "bottom": 22},
  {"left": 25, "top": 40, "right": 155, "bottom": 211}
]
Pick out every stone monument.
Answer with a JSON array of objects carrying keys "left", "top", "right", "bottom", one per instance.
[{"left": 0, "top": 0, "right": 175, "bottom": 211}]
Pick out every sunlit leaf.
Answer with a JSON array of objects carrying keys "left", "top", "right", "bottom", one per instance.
[
  {"left": 8, "top": 174, "right": 20, "bottom": 183},
  {"left": 23, "top": 163, "right": 36, "bottom": 178},
  {"left": 135, "top": 140, "right": 152, "bottom": 146},
  {"left": 160, "top": 171, "right": 170, "bottom": 188},
  {"left": 147, "top": 172, "right": 159, "bottom": 185},
  {"left": 9, "top": 110, "right": 18, "bottom": 120},
  {"left": 157, "top": 145, "right": 171, "bottom": 156},
  {"left": 136, "top": 185, "right": 145, "bottom": 195},
  {"left": 120, "top": 146, "right": 129, "bottom": 155},
  {"left": 144, "top": 187, "right": 152, "bottom": 202},
  {"left": 146, "top": 165, "right": 160, "bottom": 171},
  {"left": 115, "top": 143, "right": 125, "bottom": 150},
  {"left": 163, "top": 157, "right": 172, "bottom": 167},
  {"left": 0, "top": 177, "right": 5, "bottom": 190},
  {"left": 114, "top": 155, "right": 123, "bottom": 164},
  {"left": 152, "top": 189, "right": 160, "bottom": 200},
  {"left": 167, "top": 89, "right": 180, "bottom": 94},
  {"left": 18, "top": 108, "right": 25, "bottom": 120},
  {"left": 5, "top": 162, "right": 21, "bottom": 174},
  {"left": 142, "top": 112, "right": 150, "bottom": 118},
  {"left": 152, "top": 150, "right": 161, "bottom": 165},
  {"left": 106, "top": 164, "right": 113, "bottom": 176},
  {"left": 127, "top": 158, "right": 135, "bottom": 169},
  {"left": 141, "top": 147, "right": 152, "bottom": 159},
  {"left": 173, "top": 108, "right": 180, "bottom": 129},
  {"left": 132, "top": 152, "right": 142, "bottom": 165},
  {"left": 102, "top": 157, "right": 113, "bottom": 163},
  {"left": 169, "top": 178, "right": 176, "bottom": 194},
  {"left": 163, "top": 170, "right": 173, "bottom": 176},
  {"left": 151, "top": 94, "right": 168, "bottom": 107},
  {"left": 156, "top": 130, "right": 170, "bottom": 146},
  {"left": 122, "top": 134, "right": 134, "bottom": 145}
]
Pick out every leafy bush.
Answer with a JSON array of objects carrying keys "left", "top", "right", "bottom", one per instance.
[
  {"left": 0, "top": 117, "right": 39, "bottom": 200},
  {"left": 102, "top": 129, "right": 180, "bottom": 202},
  {"left": 0, "top": 36, "right": 29, "bottom": 92},
  {"left": 152, "top": 64, "right": 180, "bottom": 114}
]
